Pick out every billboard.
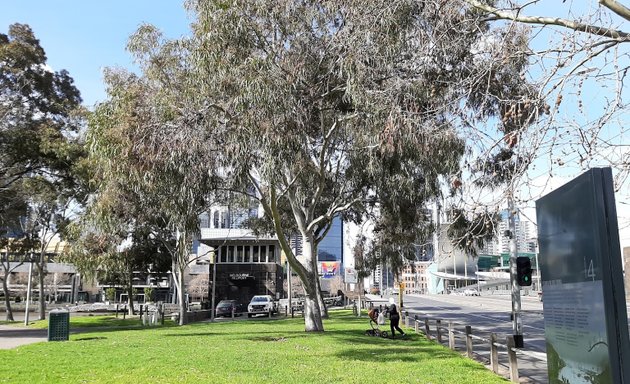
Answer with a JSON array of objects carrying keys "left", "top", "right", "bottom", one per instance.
[
  {"left": 536, "top": 168, "right": 630, "bottom": 383},
  {"left": 320, "top": 262, "right": 339, "bottom": 278}
]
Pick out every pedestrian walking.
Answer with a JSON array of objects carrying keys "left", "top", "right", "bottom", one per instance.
[{"left": 387, "top": 297, "right": 405, "bottom": 339}]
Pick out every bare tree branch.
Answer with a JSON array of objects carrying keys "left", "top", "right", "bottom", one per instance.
[
  {"left": 465, "top": 0, "right": 630, "bottom": 39},
  {"left": 599, "top": 0, "right": 630, "bottom": 22}
]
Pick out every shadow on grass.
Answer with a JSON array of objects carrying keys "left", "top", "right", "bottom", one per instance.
[
  {"left": 250, "top": 336, "right": 290, "bottom": 342},
  {"left": 75, "top": 336, "right": 107, "bottom": 342},
  {"left": 163, "top": 332, "right": 219, "bottom": 337}
]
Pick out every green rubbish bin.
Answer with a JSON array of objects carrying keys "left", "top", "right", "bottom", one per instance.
[{"left": 48, "top": 309, "right": 70, "bottom": 341}]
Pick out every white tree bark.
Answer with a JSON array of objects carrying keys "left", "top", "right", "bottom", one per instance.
[{"left": 300, "top": 236, "right": 324, "bottom": 332}]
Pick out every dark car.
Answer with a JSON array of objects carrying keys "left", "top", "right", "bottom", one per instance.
[{"left": 215, "top": 300, "right": 244, "bottom": 317}]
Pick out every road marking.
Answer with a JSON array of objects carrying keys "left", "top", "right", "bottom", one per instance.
[{"left": 406, "top": 300, "right": 546, "bottom": 332}]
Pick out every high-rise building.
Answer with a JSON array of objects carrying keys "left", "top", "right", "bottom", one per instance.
[{"left": 480, "top": 210, "right": 537, "bottom": 267}]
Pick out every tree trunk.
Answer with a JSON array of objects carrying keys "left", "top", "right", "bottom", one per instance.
[
  {"left": 177, "top": 265, "right": 187, "bottom": 325},
  {"left": 36, "top": 251, "right": 46, "bottom": 320},
  {"left": 303, "top": 274, "right": 324, "bottom": 332},
  {"left": 2, "top": 272, "right": 14, "bottom": 321},
  {"left": 301, "top": 237, "right": 324, "bottom": 331},
  {"left": 315, "top": 276, "right": 329, "bottom": 319},
  {"left": 308, "top": 237, "right": 328, "bottom": 319},
  {"left": 127, "top": 265, "right": 135, "bottom": 315}
]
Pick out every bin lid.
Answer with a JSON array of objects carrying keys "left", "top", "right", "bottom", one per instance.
[{"left": 49, "top": 308, "right": 69, "bottom": 313}]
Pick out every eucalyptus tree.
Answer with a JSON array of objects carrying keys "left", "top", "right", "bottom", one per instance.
[
  {"left": 87, "top": 29, "right": 219, "bottom": 324},
  {"left": 65, "top": 181, "right": 174, "bottom": 315},
  {"left": 185, "top": 0, "right": 538, "bottom": 331},
  {"left": 0, "top": 186, "right": 29, "bottom": 320},
  {"left": 1, "top": 23, "right": 85, "bottom": 319},
  {"left": 21, "top": 175, "right": 83, "bottom": 320},
  {"left": 0, "top": 23, "right": 83, "bottom": 191}
]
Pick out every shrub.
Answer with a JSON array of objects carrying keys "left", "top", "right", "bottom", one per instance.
[
  {"left": 143, "top": 287, "right": 154, "bottom": 303},
  {"left": 105, "top": 288, "right": 116, "bottom": 303}
]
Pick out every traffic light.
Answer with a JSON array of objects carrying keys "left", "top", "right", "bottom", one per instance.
[{"left": 516, "top": 256, "right": 532, "bottom": 286}]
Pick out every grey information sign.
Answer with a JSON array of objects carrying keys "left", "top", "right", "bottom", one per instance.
[
  {"left": 536, "top": 168, "right": 630, "bottom": 383},
  {"left": 344, "top": 267, "right": 357, "bottom": 284}
]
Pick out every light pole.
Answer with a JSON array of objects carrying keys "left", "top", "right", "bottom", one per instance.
[
  {"left": 508, "top": 192, "right": 523, "bottom": 347},
  {"left": 476, "top": 264, "right": 480, "bottom": 291},
  {"left": 210, "top": 250, "right": 217, "bottom": 322},
  {"left": 24, "top": 256, "right": 34, "bottom": 326}
]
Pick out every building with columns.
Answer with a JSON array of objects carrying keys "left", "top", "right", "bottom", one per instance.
[{"left": 194, "top": 207, "right": 283, "bottom": 305}]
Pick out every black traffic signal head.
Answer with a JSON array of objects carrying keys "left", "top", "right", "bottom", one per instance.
[{"left": 516, "top": 256, "right": 533, "bottom": 286}]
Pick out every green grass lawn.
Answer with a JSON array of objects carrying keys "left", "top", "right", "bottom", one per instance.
[{"left": 0, "top": 310, "right": 507, "bottom": 384}]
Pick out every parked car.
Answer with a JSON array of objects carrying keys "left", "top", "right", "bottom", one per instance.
[
  {"left": 463, "top": 288, "right": 480, "bottom": 296},
  {"left": 247, "top": 295, "right": 277, "bottom": 317},
  {"left": 215, "top": 300, "right": 244, "bottom": 317}
]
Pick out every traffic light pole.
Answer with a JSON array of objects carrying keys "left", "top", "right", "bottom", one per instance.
[{"left": 508, "top": 193, "right": 523, "bottom": 347}]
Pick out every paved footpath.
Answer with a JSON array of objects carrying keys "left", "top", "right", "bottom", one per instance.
[{"left": 0, "top": 324, "right": 48, "bottom": 349}]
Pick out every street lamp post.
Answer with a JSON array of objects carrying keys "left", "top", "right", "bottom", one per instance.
[
  {"left": 210, "top": 250, "right": 217, "bottom": 322},
  {"left": 24, "top": 257, "right": 34, "bottom": 326},
  {"left": 476, "top": 264, "right": 480, "bottom": 291},
  {"left": 508, "top": 192, "right": 523, "bottom": 347}
]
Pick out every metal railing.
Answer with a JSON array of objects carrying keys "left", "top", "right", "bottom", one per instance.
[{"left": 402, "top": 312, "right": 547, "bottom": 383}]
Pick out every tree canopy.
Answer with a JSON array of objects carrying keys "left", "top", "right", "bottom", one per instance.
[
  {"left": 180, "top": 0, "right": 540, "bottom": 330},
  {"left": 83, "top": 0, "right": 545, "bottom": 331},
  {"left": 0, "top": 23, "right": 86, "bottom": 320}
]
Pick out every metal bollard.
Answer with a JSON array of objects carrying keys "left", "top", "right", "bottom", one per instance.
[{"left": 115, "top": 304, "right": 119, "bottom": 318}]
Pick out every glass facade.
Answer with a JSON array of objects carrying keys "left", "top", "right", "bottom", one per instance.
[{"left": 318, "top": 217, "right": 343, "bottom": 262}]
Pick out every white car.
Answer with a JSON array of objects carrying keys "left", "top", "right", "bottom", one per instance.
[
  {"left": 247, "top": 295, "right": 277, "bottom": 317},
  {"left": 463, "top": 289, "right": 480, "bottom": 296}
]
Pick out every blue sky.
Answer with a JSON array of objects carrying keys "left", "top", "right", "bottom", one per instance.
[
  {"left": 2, "top": 1, "right": 191, "bottom": 107},
  {"left": 4, "top": 2, "right": 630, "bottom": 247}
]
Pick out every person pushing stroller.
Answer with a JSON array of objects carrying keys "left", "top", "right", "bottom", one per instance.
[{"left": 385, "top": 297, "right": 406, "bottom": 339}]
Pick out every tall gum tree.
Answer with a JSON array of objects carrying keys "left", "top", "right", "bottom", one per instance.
[
  {"left": 87, "top": 27, "right": 220, "bottom": 324},
  {"left": 1, "top": 23, "right": 85, "bottom": 320},
  {"left": 185, "top": 0, "right": 539, "bottom": 331}
]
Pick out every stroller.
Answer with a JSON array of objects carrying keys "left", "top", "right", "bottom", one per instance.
[{"left": 365, "top": 307, "right": 388, "bottom": 338}]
